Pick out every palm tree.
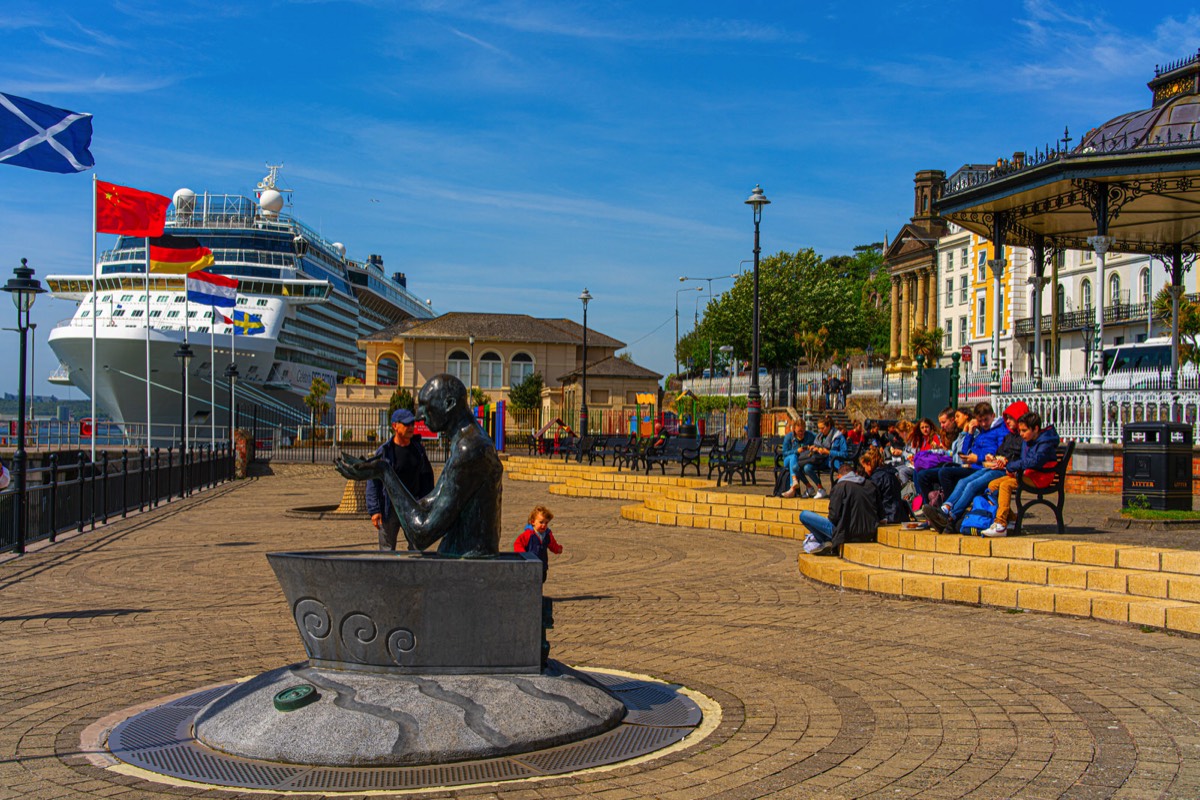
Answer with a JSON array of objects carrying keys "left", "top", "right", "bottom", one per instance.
[{"left": 909, "top": 327, "right": 945, "bottom": 365}]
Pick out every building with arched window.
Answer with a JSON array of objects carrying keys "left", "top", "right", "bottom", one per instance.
[{"left": 337, "top": 311, "right": 662, "bottom": 423}]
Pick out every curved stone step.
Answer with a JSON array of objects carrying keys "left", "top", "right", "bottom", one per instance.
[{"left": 798, "top": 554, "right": 1200, "bottom": 633}]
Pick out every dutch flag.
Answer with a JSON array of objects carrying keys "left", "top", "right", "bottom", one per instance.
[{"left": 186, "top": 270, "right": 237, "bottom": 308}]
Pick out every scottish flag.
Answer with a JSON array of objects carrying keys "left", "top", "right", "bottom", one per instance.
[{"left": 0, "top": 92, "right": 94, "bottom": 174}]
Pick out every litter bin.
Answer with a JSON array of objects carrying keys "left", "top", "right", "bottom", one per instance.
[{"left": 1122, "top": 421, "right": 1193, "bottom": 511}]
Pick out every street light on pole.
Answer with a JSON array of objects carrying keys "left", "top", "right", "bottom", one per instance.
[
  {"left": 2, "top": 258, "right": 45, "bottom": 556},
  {"left": 719, "top": 344, "right": 734, "bottom": 443},
  {"left": 174, "top": 342, "right": 193, "bottom": 451},
  {"left": 579, "top": 288, "right": 592, "bottom": 435},
  {"left": 675, "top": 286, "right": 702, "bottom": 377},
  {"left": 744, "top": 184, "right": 770, "bottom": 439},
  {"left": 680, "top": 272, "right": 738, "bottom": 375}
]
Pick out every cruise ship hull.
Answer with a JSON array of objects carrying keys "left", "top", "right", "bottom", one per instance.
[{"left": 48, "top": 323, "right": 277, "bottom": 432}]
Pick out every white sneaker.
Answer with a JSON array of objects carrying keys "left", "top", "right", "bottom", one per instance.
[
  {"left": 804, "top": 538, "right": 832, "bottom": 554},
  {"left": 982, "top": 522, "right": 1007, "bottom": 538},
  {"left": 813, "top": 488, "right": 828, "bottom": 500}
]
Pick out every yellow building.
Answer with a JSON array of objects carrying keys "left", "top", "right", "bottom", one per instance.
[{"left": 336, "top": 311, "right": 661, "bottom": 428}]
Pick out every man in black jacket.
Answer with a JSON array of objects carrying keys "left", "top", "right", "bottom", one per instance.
[
  {"left": 366, "top": 407, "right": 435, "bottom": 550},
  {"left": 798, "top": 462, "right": 879, "bottom": 554}
]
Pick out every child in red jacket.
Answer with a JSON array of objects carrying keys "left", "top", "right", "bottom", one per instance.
[{"left": 514, "top": 505, "right": 563, "bottom": 581}]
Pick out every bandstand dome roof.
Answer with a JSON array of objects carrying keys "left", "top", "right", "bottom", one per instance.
[
  {"left": 1080, "top": 52, "right": 1200, "bottom": 153},
  {"left": 935, "top": 50, "right": 1200, "bottom": 254}
]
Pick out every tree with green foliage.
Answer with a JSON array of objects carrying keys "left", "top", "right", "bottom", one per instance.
[
  {"left": 677, "top": 246, "right": 888, "bottom": 372},
  {"left": 1153, "top": 287, "right": 1200, "bottom": 367},
  {"left": 304, "top": 377, "right": 331, "bottom": 441},
  {"left": 387, "top": 388, "right": 414, "bottom": 416},
  {"left": 469, "top": 386, "right": 490, "bottom": 407},
  {"left": 508, "top": 371, "right": 544, "bottom": 410},
  {"left": 909, "top": 327, "right": 946, "bottom": 364}
]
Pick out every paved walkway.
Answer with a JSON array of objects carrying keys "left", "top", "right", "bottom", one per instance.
[{"left": 3, "top": 464, "right": 1200, "bottom": 798}]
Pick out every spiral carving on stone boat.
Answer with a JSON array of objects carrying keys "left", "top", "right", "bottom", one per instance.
[
  {"left": 294, "top": 598, "right": 331, "bottom": 642},
  {"left": 387, "top": 628, "right": 416, "bottom": 664},
  {"left": 340, "top": 613, "right": 378, "bottom": 663}
]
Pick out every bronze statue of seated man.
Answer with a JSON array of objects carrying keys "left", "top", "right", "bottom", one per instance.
[{"left": 336, "top": 374, "right": 502, "bottom": 557}]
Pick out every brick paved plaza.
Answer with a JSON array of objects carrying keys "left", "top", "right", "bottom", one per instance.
[{"left": 3, "top": 463, "right": 1200, "bottom": 799}]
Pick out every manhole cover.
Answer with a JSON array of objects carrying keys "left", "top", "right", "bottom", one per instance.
[{"left": 104, "top": 669, "right": 707, "bottom": 792}]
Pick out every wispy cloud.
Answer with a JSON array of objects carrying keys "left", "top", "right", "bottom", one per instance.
[
  {"left": 6, "top": 73, "right": 179, "bottom": 95},
  {"left": 406, "top": 1, "right": 791, "bottom": 44},
  {"left": 447, "top": 26, "right": 514, "bottom": 58}
]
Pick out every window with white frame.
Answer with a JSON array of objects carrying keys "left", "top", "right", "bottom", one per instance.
[
  {"left": 1081, "top": 278, "right": 1092, "bottom": 310},
  {"left": 509, "top": 352, "right": 534, "bottom": 387},
  {"left": 1056, "top": 282, "right": 1065, "bottom": 311},
  {"left": 976, "top": 295, "right": 986, "bottom": 336},
  {"left": 447, "top": 350, "right": 471, "bottom": 385},
  {"left": 1109, "top": 273, "right": 1122, "bottom": 305},
  {"left": 945, "top": 279, "right": 953, "bottom": 306},
  {"left": 960, "top": 248, "right": 968, "bottom": 269},
  {"left": 959, "top": 275, "right": 967, "bottom": 303},
  {"left": 479, "top": 352, "right": 503, "bottom": 389},
  {"left": 958, "top": 316, "right": 967, "bottom": 346},
  {"left": 943, "top": 320, "right": 952, "bottom": 349},
  {"left": 977, "top": 250, "right": 987, "bottom": 281}
]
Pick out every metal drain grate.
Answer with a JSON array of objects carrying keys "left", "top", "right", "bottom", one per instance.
[{"left": 105, "top": 669, "right": 704, "bottom": 792}]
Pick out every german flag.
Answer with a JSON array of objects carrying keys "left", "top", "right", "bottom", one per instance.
[{"left": 148, "top": 235, "right": 215, "bottom": 274}]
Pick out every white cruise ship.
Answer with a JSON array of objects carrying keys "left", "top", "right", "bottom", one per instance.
[{"left": 46, "top": 167, "right": 435, "bottom": 442}]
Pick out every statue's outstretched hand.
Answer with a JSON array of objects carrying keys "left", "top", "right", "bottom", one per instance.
[{"left": 335, "top": 453, "right": 387, "bottom": 482}]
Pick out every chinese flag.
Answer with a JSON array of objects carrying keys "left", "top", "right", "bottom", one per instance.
[{"left": 95, "top": 180, "right": 170, "bottom": 237}]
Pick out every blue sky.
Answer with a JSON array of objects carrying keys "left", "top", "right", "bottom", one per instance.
[{"left": 1, "top": 0, "right": 1198, "bottom": 400}]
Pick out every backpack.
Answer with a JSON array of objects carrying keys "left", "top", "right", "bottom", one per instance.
[{"left": 958, "top": 491, "right": 998, "bottom": 536}]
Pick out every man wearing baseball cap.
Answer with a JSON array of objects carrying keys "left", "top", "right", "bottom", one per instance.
[{"left": 366, "top": 407, "right": 435, "bottom": 550}]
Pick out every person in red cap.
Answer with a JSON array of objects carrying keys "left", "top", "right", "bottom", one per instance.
[{"left": 924, "top": 400, "right": 1028, "bottom": 534}]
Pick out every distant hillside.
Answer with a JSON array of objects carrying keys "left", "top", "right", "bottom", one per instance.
[{"left": 0, "top": 399, "right": 103, "bottom": 420}]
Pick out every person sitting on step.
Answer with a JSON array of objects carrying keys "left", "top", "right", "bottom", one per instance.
[
  {"left": 799, "top": 462, "right": 879, "bottom": 555},
  {"left": 978, "top": 411, "right": 1061, "bottom": 538},
  {"left": 924, "top": 401, "right": 1028, "bottom": 534}
]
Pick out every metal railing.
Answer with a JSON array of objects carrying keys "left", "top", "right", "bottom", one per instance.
[{"left": 0, "top": 444, "right": 234, "bottom": 554}]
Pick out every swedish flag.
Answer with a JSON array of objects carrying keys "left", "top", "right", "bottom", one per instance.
[{"left": 221, "top": 310, "right": 265, "bottom": 336}]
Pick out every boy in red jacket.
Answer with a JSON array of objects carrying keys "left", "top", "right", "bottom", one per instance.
[{"left": 514, "top": 505, "right": 563, "bottom": 581}]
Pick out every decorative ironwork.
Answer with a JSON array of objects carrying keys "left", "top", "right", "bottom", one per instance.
[{"left": 1156, "top": 49, "right": 1200, "bottom": 78}]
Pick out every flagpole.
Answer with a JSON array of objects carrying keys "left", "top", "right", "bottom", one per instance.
[
  {"left": 209, "top": 303, "right": 215, "bottom": 446},
  {"left": 90, "top": 175, "right": 97, "bottom": 462},
  {"left": 145, "top": 237, "right": 151, "bottom": 452},
  {"left": 231, "top": 315, "right": 237, "bottom": 446},
  {"left": 184, "top": 280, "right": 190, "bottom": 454}
]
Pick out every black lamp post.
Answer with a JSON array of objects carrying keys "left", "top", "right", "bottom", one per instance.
[
  {"left": 579, "top": 288, "right": 592, "bottom": 435},
  {"left": 174, "top": 342, "right": 194, "bottom": 449},
  {"left": 224, "top": 362, "right": 239, "bottom": 442},
  {"left": 2, "top": 259, "right": 45, "bottom": 555},
  {"left": 744, "top": 184, "right": 770, "bottom": 439}
]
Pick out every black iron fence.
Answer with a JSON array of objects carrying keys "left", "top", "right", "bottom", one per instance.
[{"left": 0, "top": 444, "right": 234, "bottom": 555}]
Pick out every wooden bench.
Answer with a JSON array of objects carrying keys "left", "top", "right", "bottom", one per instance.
[
  {"left": 1013, "top": 440, "right": 1076, "bottom": 535},
  {"left": 708, "top": 438, "right": 762, "bottom": 487},
  {"left": 643, "top": 437, "right": 704, "bottom": 476}
]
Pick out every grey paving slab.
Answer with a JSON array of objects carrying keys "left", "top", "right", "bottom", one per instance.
[{"left": 1, "top": 463, "right": 1200, "bottom": 798}]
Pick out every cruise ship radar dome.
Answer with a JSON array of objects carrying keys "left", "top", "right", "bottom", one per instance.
[
  {"left": 172, "top": 188, "right": 195, "bottom": 209},
  {"left": 259, "top": 189, "right": 284, "bottom": 216},
  {"left": 333, "top": 242, "right": 346, "bottom": 258}
]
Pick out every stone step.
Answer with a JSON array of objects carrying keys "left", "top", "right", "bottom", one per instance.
[
  {"left": 797, "top": 554, "right": 1200, "bottom": 634},
  {"left": 874, "top": 527, "right": 1200, "bottom": 577}
]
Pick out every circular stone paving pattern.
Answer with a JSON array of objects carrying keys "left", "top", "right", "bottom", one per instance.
[{"left": 103, "top": 667, "right": 709, "bottom": 793}]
